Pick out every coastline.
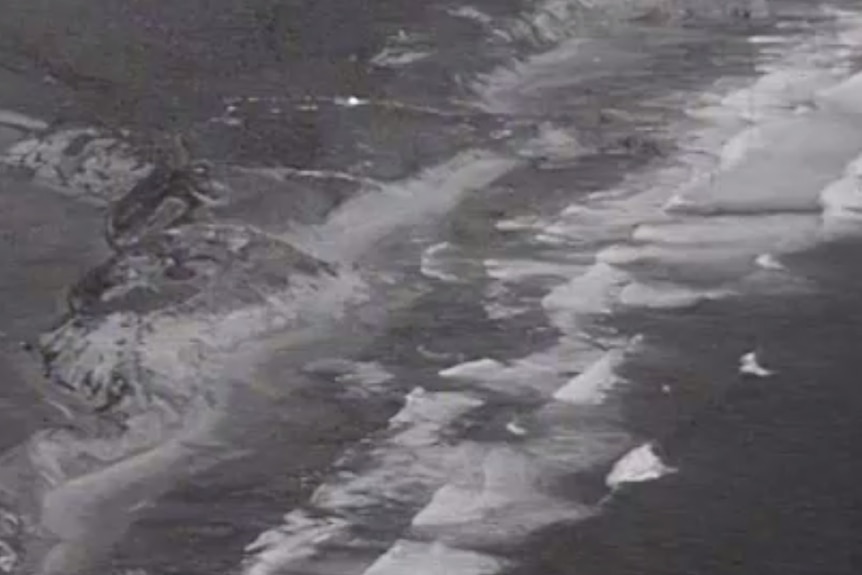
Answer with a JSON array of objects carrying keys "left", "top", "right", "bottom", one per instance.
[{"left": 1, "top": 2, "right": 862, "bottom": 574}]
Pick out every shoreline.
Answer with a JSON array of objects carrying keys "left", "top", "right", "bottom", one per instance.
[{"left": 2, "top": 2, "right": 861, "bottom": 574}]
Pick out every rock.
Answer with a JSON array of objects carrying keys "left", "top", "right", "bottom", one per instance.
[
  {"left": 0, "top": 128, "right": 152, "bottom": 205},
  {"left": 43, "top": 221, "right": 366, "bottom": 430}
]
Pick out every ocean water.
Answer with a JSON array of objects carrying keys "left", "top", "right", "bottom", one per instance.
[
  {"left": 515, "top": 265, "right": 862, "bottom": 575},
  {"left": 2, "top": 1, "right": 862, "bottom": 575}
]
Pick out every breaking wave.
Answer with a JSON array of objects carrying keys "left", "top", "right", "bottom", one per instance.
[{"left": 4, "top": 2, "right": 862, "bottom": 575}]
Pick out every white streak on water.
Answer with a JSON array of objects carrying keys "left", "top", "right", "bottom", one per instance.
[
  {"left": 247, "top": 8, "right": 862, "bottom": 575},
  {"left": 362, "top": 540, "right": 507, "bottom": 575},
  {"left": 755, "top": 253, "right": 785, "bottom": 270},
  {"left": 505, "top": 420, "right": 529, "bottom": 437},
  {"left": 484, "top": 258, "right": 582, "bottom": 282},
  {"left": 439, "top": 358, "right": 506, "bottom": 380},
  {"left": 553, "top": 349, "right": 624, "bottom": 405},
  {"left": 0, "top": 109, "right": 48, "bottom": 131},
  {"left": 242, "top": 512, "right": 352, "bottom": 575},
  {"left": 421, "top": 242, "right": 461, "bottom": 283},
  {"left": 739, "top": 351, "right": 774, "bottom": 377},
  {"left": 541, "top": 263, "right": 627, "bottom": 331},
  {"left": 241, "top": 388, "right": 486, "bottom": 575},
  {"left": 308, "top": 150, "right": 518, "bottom": 261},
  {"left": 371, "top": 47, "right": 433, "bottom": 68},
  {"left": 0, "top": 539, "right": 17, "bottom": 573},
  {"left": 411, "top": 444, "right": 596, "bottom": 548},
  {"left": 606, "top": 443, "right": 676, "bottom": 490},
  {"left": 495, "top": 216, "right": 542, "bottom": 232},
  {"left": 619, "top": 281, "right": 732, "bottom": 309},
  {"left": 819, "top": 153, "right": 862, "bottom": 237}
]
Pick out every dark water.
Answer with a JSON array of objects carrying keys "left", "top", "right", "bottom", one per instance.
[{"left": 514, "top": 240, "right": 862, "bottom": 575}]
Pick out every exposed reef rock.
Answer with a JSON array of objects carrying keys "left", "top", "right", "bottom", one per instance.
[
  {"left": 0, "top": 128, "right": 152, "bottom": 205},
  {"left": 45, "top": 221, "right": 362, "bottom": 429}
]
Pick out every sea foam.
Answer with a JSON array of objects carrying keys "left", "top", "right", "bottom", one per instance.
[
  {"left": 362, "top": 540, "right": 508, "bottom": 575},
  {"left": 411, "top": 445, "right": 596, "bottom": 548},
  {"left": 606, "top": 443, "right": 676, "bottom": 490},
  {"left": 553, "top": 349, "right": 625, "bottom": 405}
]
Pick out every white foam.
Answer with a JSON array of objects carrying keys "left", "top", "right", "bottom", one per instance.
[
  {"left": 482, "top": 282, "right": 533, "bottom": 320},
  {"left": 411, "top": 445, "right": 595, "bottom": 547},
  {"left": 520, "top": 410, "right": 636, "bottom": 476},
  {"left": 721, "top": 68, "right": 842, "bottom": 122},
  {"left": 371, "top": 48, "right": 432, "bottom": 68},
  {"left": 311, "top": 442, "right": 481, "bottom": 518},
  {"left": 244, "top": 389, "right": 486, "bottom": 575},
  {"left": 820, "top": 174, "right": 862, "bottom": 219},
  {"left": 662, "top": 192, "right": 700, "bottom": 213},
  {"left": 600, "top": 241, "right": 787, "bottom": 285},
  {"left": 542, "top": 263, "right": 628, "bottom": 331},
  {"left": 439, "top": 358, "right": 507, "bottom": 380},
  {"left": 0, "top": 539, "right": 17, "bottom": 573},
  {"left": 416, "top": 345, "right": 460, "bottom": 362},
  {"left": 335, "top": 362, "right": 394, "bottom": 387},
  {"left": 0, "top": 109, "right": 48, "bottom": 131},
  {"left": 0, "top": 509, "right": 18, "bottom": 534},
  {"left": 819, "top": 154, "right": 862, "bottom": 234},
  {"left": 517, "top": 121, "right": 589, "bottom": 165},
  {"left": 625, "top": 213, "right": 823, "bottom": 285},
  {"left": 495, "top": 216, "right": 542, "bottom": 232},
  {"left": 755, "top": 253, "right": 785, "bottom": 270},
  {"left": 632, "top": 214, "right": 819, "bottom": 248},
  {"left": 483, "top": 299, "right": 530, "bottom": 320},
  {"left": 363, "top": 540, "right": 507, "bottom": 575},
  {"left": 748, "top": 35, "right": 796, "bottom": 46},
  {"left": 484, "top": 258, "right": 581, "bottom": 282},
  {"left": 309, "top": 388, "right": 484, "bottom": 512},
  {"left": 314, "top": 150, "right": 518, "bottom": 260},
  {"left": 446, "top": 5, "right": 494, "bottom": 26},
  {"left": 739, "top": 351, "right": 774, "bottom": 377},
  {"left": 816, "top": 70, "right": 862, "bottom": 116},
  {"left": 421, "top": 242, "right": 461, "bottom": 283},
  {"left": 606, "top": 443, "right": 676, "bottom": 490},
  {"left": 303, "top": 359, "right": 394, "bottom": 399},
  {"left": 619, "top": 281, "right": 731, "bottom": 309},
  {"left": 553, "top": 349, "right": 623, "bottom": 405},
  {"left": 388, "top": 388, "right": 483, "bottom": 433},
  {"left": 250, "top": 10, "right": 862, "bottom": 575},
  {"left": 438, "top": 344, "right": 604, "bottom": 399},
  {"left": 667, "top": 113, "right": 862, "bottom": 214},
  {"left": 505, "top": 420, "right": 529, "bottom": 437},
  {"left": 720, "top": 125, "right": 768, "bottom": 170},
  {"left": 537, "top": 200, "right": 662, "bottom": 247},
  {"left": 242, "top": 511, "right": 352, "bottom": 575}
]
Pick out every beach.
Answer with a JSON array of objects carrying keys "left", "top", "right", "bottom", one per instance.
[{"left": 1, "top": 1, "right": 862, "bottom": 574}]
